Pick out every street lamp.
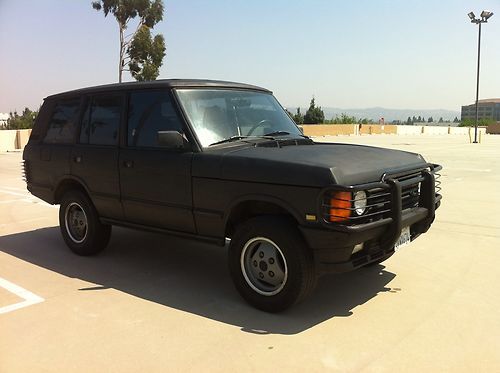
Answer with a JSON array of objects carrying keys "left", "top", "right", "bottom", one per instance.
[{"left": 468, "top": 10, "right": 494, "bottom": 143}]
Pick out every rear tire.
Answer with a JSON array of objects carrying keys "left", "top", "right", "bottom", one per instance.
[
  {"left": 59, "top": 190, "right": 111, "bottom": 256},
  {"left": 228, "top": 216, "right": 316, "bottom": 312}
]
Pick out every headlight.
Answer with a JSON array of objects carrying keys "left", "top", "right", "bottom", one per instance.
[{"left": 353, "top": 190, "right": 367, "bottom": 215}]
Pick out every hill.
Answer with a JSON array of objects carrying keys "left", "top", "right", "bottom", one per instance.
[{"left": 287, "top": 106, "right": 460, "bottom": 122}]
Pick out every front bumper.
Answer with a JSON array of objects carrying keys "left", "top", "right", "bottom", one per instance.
[{"left": 299, "top": 164, "right": 442, "bottom": 274}]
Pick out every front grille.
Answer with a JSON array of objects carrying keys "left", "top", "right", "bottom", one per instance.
[{"left": 323, "top": 166, "right": 441, "bottom": 226}]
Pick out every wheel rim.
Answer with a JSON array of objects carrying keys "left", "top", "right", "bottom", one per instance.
[
  {"left": 240, "top": 237, "right": 288, "bottom": 296},
  {"left": 64, "top": 202, "right": 88, "bottom": 244}
]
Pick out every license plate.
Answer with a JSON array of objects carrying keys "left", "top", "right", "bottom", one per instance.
[{"left": 395, "top": 226, "right": 411, "bottom": 251}]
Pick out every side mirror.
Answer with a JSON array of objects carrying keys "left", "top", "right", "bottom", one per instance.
[{"left": 158, "top": 131, "right": 185, "bottom": 149}]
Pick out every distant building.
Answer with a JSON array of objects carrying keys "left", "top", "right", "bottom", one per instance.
[
  {"left": 461, "top": 98, "right": 500, "bottom": 121},
  {"left": 0, "top": 113, "right": 9, "bottom": 128}
]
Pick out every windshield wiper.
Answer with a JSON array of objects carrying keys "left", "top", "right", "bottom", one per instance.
[
  {"left": 209, "top": 135, "right": 250, "bottom": 146},
  {"left": 263, "top": 131, "right": 309, "bottom": 139},
  {"left": 209, "top": 131, "right": 308, "bottom": 146},
  {"left": 263, "top": 131, "right": 290, "bottom": 137}
]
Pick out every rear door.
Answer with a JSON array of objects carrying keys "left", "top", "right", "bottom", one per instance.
[
  {"left": 71, "top": 93, "right": 124, "bottom": 220},
  {"left": 119, "top": 89, "right": 195, "bottom": 232}
]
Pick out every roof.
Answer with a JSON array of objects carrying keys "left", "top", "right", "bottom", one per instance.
[
  {"left": 478, "top": 98, "right": 500, "bottom": 104},
  {"left": 46, "top": 79, "right": 271, "bottom": 100},
  {"left": 464, "top": 98, "right": 500, "bottom": 106}
]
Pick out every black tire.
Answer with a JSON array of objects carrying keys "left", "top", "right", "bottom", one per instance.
[
  {"left": 228, "top": 216, "right": 316, "bottom": 312},
  {"left": 59, "top": 190, "right": 111, "bottom": 256}
]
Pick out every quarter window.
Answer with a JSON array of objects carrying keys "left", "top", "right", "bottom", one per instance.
[
  {"left": 127, "top": 90, "right": 183, "bottom": 147},
  {"left": 44, "top": 98, "right": 81, "bottom": 143}
]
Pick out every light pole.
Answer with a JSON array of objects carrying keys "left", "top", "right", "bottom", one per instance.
[{"left": 467, "top": 10, "right": 494, "bottom": 143}]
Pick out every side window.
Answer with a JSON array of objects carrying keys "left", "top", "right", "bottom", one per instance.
[
  {"left": 80, "top": 95, "right": 122, "bottom": 146},
  {"left": 44, "top": 98, "right": 81, "bottom": 143},
  {"left": 127, "top": 90, "right": 184, "bottom": 147}
]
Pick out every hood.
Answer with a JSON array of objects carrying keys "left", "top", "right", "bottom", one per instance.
[{"left": 193, "top": 141, "right": 428, "bottom": 187}]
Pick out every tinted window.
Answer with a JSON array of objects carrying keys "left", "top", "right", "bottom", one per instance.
[
  {"left": 44, "top": 98, "right": 80, "bottom": 143},
  {"left": 80, "top": 95, "right": 122, "bottom": 146},
  {"left": 127, "top": 90, "right": 183, "bottom": 147},
  {"left": 79, "top": 102, "right": 91, "bottom": 144}
]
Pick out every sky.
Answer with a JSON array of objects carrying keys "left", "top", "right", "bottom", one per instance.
[{"left": 0, "top": 0, "right": 499, "bottom": 113}]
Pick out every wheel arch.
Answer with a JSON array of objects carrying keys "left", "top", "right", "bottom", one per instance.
[
  {"left": 224, "top": 195, "right": 302, "bottom": 238},
  {"left": 54, "top": 176, "right": 91, "bottom": 204}
]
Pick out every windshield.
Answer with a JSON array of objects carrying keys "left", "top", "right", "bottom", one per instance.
[{"left": 175, "top": 89, "right": 301, "bottom": 147}]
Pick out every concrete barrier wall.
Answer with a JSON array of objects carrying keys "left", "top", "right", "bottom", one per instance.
[
  {"left": 301, "top": 124, "right": 356, "bottom": 137},
  {"left": 359, "top": 124, "right": 397, "bottom": 135},
  {"left": 0, "top": 129, "right": 31, "bottom": 151},
  {"left": 16, "top": 129, "right": 31, "bottom": 149},
  {"left": 302, "top": 124, "right": 488, "bottom": 137},
  {"left": 486, "top": 124, "right": 500, "bottom": 134},
  {"left": 396, "top": 126, "right": 424, "bottom": 135},
  {"left": 0, "top": 130, "right": 18, "bottom": 152},
  {"left": 1, "top": 125, "right": 493, "bottom": 152}
]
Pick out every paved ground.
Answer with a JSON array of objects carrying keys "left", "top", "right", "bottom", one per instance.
[{"left": 1, "top": 134, "right": 499, "bottom": 372}]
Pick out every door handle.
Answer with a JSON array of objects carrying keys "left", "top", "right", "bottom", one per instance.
[
  {"left": 124, "top": 160, "right": 134, "bottom": 168},
  {"left": 73, "top": 156, "right": 82, "bottom": 163}
]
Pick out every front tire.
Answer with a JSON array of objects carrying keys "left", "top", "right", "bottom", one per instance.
[
  {"left": 228, "top": 216, "right": 316, "bottom": 312},
  {"left": 59, "top": 190, "right": 111, "bottom": 256}
]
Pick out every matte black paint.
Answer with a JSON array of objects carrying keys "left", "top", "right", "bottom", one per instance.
[{"left": 23, "top": 79, "right": 441, "bottom": 274}]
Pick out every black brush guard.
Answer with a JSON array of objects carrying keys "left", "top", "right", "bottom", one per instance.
[{"left": 299, "top": 163, "right": 442, "bottom": 273}]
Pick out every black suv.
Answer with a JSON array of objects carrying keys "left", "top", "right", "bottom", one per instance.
[{"left": 23, "top": 79, "right": 442, "bottom": 312}]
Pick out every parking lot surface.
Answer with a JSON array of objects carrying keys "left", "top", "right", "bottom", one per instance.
[{"left": 1, "top": 134, "right": 499, "bottom": 372}]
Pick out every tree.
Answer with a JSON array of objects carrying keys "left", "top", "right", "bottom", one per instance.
[
  {"left": 128, "top": 25, "right": 165, "bottom": 81},
  {"left": 453, "top": 116, "right": 459, "bottom": 123},
  {"left": 406, "top": 116, "right": 412, "bottom": 125},
  {"left": 438, "top": 117, "right": 444, "bottom": 123},
  {"left": 92, "top": 0, "right": 165, "bottom": 82},
  {"left": 427, "top": 117, "right": 433, "bottom": 123},
  {"left": 5, "top": 108, "right": 37, "bottom": 130},
  {"left": 459, "top": 117, "right": 495, "bottom": 127},
  {"left": 292, "top": 108, "right": 304, "bottom": 125},
  {"left": 303, "top": 97, "right": 325, "bottom": 124}
]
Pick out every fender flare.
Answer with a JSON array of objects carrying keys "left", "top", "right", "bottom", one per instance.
[
  {"left": 223, "top": 194, "right": 303, "bottom": 228},
  {"left": 53, "top": 175, "right": 92, "bottom": 202}
]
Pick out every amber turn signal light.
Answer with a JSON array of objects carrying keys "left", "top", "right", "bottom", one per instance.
[{"left": 329, "top": 191, "right": 352, "bottom": 222}]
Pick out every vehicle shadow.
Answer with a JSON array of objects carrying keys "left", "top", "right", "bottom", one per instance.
[{"left": 0, "top": 226, "right": 397, "bottom": 335}]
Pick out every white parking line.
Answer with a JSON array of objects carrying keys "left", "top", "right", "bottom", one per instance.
[
  {"left": 0, "top": 188, "right": 29, "bottom": 198},
  {"left": 0, "top": 199, "right": 32, "bottom": 204},
  {"left": 1, "top": 186, "right": 28, "bottom": 192},
  {"left": 0, "top": 188, "right": 58, "bottom": 208},
  {"left": 0, "top": 277, "right": 44, "bottom": 315}
]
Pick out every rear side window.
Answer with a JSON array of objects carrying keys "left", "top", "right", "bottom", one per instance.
[
  {"left": 80, "top": 95, "right": 122, "bottom": 146},
  {"left": 44, "top": 98, "right": 81, "bottom": 143},
  {"left": 127, "top": 90, "right": 183, "bottom": 147}
]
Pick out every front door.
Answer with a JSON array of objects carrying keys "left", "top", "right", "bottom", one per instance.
[{"left": 119, "top": 89, "right": 195, "bottom": 233}]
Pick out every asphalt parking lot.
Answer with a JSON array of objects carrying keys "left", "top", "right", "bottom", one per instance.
[{"left": 1, "top": 134, "right": 499, "bottom": 372}]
